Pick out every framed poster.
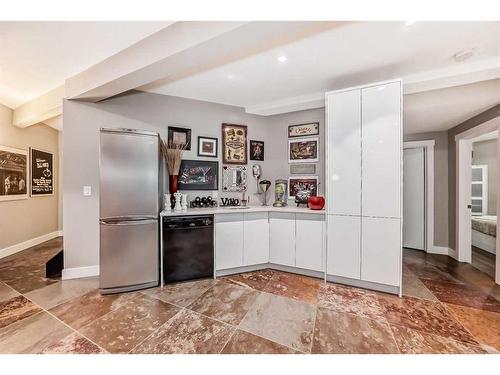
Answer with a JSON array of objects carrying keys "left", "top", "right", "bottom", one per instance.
[
  {"left": 0, "top": 145, "right": 29, "bottom": 201},
  {"left": 178, "top": 159, "right": 218, "bottom": 191},
  {"left": 168, "top": 126, "right": 192, "bottom": 150},
  {"left": 288, "top": 122, "right": 319, "bottom": 138},
  {"left": 197, "top": 136, "right": 218, "bottom": 158},
  {"left": 288, "top": 136, "right": 319, "bottom": 163},
  {"left": 30, "top": 148, "right": 54, "bottom": 197},
  {"left": 288, "top": 175, "right": 318, "bottom": 200},
  {"left": 249, "top": 140, "right": 264, "bottom": 161},
  {"left": 222, "top": 165, "right": 247, "bottom": 192},
  {"left": 222, "top": 123, "right": 247, "bottom": 164}
]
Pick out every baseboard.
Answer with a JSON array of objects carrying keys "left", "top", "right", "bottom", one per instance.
[
  {"left": 62, "top": 265, "right": 100, "bottom": 280},
  {"left": 428, "top": 246, "right": 450, "bottom": 255},
  {"left": 448, "top": 248, "right": 458, "bottom": 260},
  {"left": 0, "top": 231, "right": 61, "bottom": 259}
]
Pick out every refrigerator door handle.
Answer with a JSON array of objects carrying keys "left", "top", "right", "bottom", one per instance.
[{"left": 100, "top": 218, "right": 158, "bottom": 226}]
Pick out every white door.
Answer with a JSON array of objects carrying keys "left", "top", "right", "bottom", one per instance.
[
  {"left": 327, "top": 215, "right": 361, "bottom": 279},
  {"left": 361, "top": 82, "right": 401, "bottom": 218},
  {"left": 361, "top": 217, "right": 401, "bottom": 287},
  {"left": 403, "top": 147, "right": 426, "bottom": 250},
  {"left": 215, "top": 213, "right": 244, "bottom": 270},
  {"left": 243, "top": 212, "right": 269, "bottom": 266},
  {"left": 295, "top": 214, "right": 324, "bottom": 272},
  {"left": 269, "top": 212, "right": 296, "bottom": 266}
]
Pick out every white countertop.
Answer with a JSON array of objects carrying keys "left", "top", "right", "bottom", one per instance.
[{"left": 160, "top": 205, "right": 326, "bottom": 217}]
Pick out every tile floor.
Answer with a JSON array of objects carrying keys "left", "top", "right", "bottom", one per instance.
[{"left": 0, "top": 238, "right": 499, "bottom": 354}]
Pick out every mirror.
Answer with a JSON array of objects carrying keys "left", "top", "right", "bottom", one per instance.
[{"left": 222, "top": 166, "right": 247, "bottom": 192}]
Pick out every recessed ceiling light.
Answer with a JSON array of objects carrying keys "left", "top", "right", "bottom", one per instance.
[
  {"left": 277, "top": 55, "right": 287, "bottom": 63},
  {"left": 454, "top": 49, "right": 475, "bottom": 62}
]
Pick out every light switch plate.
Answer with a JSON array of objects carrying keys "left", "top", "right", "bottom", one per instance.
[{"left": 83, "top": 186, "right": 92, "bottom": 196}]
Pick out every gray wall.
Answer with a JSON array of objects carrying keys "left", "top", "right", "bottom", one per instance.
[
  {"left": 0, "top": 103, "right": 60, "bottom": 250},
  {"left": 63, "top": 91, "right": 325, "bottom": 270},
  {"left": 472, "top": 139, "right": 497, "bottom": 215},
  {"left": 404, "top": 131, "right": 449, "bottom": 248}
]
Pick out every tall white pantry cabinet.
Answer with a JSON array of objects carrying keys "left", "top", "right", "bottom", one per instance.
[{"left": 325, "top": 80, "right": 402, "bottom": 295}]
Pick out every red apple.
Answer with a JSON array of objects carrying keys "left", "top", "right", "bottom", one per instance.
[{"left": 308, "top": 196, "right": 325, "bottom": 210}]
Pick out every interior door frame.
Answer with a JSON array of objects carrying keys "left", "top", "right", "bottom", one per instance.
[
  {"left": 455, "top": 118, "right": 499, "bottom": 285},
  {"left": 403, "top": 140, "right": 434, "bottom": 253}
]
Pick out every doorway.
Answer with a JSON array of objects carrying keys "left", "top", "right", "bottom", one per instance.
[{"left": 403, "top": 140, "right": 435, "bottom": 252}]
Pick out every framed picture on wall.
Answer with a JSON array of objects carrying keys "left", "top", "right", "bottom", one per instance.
[
  {"left": 178, "top": 159, "right": 219, "bottom": 191},
  {"left": 222, "top": 123, "right": 247, "bottom": 164},
  {"left": 249, "top": 140, "right": 264, "bottom": 161},
  {"left": 288, "top": 122, "right": 319, "bottom": 138},
  {"left": 288, "top": 175, "right": 318, "bottom": 200},
  {"left": 30, "top": 148, "right": 54, "bottom": 197},
  {"left": 0, "top": 145, "right": 29, "bottom": 201},
  {"left": 197, "top": 136, "right": 218, "bottom": 158},
  {"left": 168, "top": 126, "right": 192, "bottom": 150},
  {"left": 288, "top": 136, "right": 319, "bottom": 163}
]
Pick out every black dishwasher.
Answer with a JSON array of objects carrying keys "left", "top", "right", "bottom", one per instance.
[{"left": 163, "top": 215, "right": 214, "bottom": 283}]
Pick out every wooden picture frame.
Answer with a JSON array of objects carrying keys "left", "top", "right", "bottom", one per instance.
[
  {"left": 168, "top": 126, "right": 192, "bottom": 150},
  {"left": 0, "top": 145, "right": 29, "bottom": 201},
  {"left": 197, "top": 136, "right": 218, "bottom": 158},
  {"left": 222, "top": 123, "right": 247, "bottom": 164},
  {"left": 30, "top": 147, "right": 54, "bottom": 197},
  {"left": 288, "top": 122, "right": 319, "bottom": 138}
]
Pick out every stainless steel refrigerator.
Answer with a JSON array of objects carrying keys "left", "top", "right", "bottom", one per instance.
[{"left": 99, "top": 128, "right": 160, "bottom": 294}]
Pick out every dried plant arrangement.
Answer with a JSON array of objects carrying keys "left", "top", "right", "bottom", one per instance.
[{"left": 160, "top": 139, "right": 186, "bottom": 175}]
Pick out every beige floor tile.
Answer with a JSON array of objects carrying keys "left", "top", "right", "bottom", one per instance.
[
  {"left": 0, "top": 281, "right": 19, "bottom": 302},
  {"left": 142, "top": 278, "right": 217, "bottom": 307},
  {"left": 222, "top": 329, "right": 297, "bottom": 354}
]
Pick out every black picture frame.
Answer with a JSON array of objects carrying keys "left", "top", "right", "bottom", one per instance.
[
  {"left": 197, "top": 136, "right": 218, "bottom": 158},
  {"left": 30, "top": 148, "right": 54, "bottom": 196},
  {"left": 249, "top": 140, "right": 264, "bottom": 161},
  {"left": 178, "top": 159, "right": 219, "bottom": 191},
  {"left": 168, "top": 126, "right": 192, "bottom": 150}
]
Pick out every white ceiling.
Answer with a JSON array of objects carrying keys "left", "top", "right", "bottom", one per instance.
[
  {"left": 404, "top": 78, "right": 500, "bottom": 134},
  {"left": 141, "top": 21, "right": 500, "bottom": 134},
  {"left": 0, "top": 21, "right": 170, "bottom": 108}
]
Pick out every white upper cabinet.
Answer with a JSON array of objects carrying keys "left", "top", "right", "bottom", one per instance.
[
  {"left": 243, "top": 212, "right": 269, "bottom": 266},
  {"left": 295, "top": 214, "right": 324, "bottom": 272},
  {"left": 361, "top": 82, "right": 401, "bottom": 218},
  {"left": 269, "top": 212, "right": 296, "bottom": 267},
  {"left": 327, "top": 89, "right": 362, "bottom": 216},
  {"left": 215, "top": 213, "right": 244, "bottom": 270}
]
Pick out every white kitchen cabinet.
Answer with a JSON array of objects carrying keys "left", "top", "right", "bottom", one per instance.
[
  {"left": 295, "top": 213, "right": 324, "bottom": 272},
  {"left": 361, "top": 81, "right": 401, "bottom": 218},
  {"left": 269, "top": 212, "right": 296, "bottom": 267},
  {"left": 327, "top": 215, "right": 361, "bottom": 279},
  {"left": 327, "top": 89, "right": 361, "bottom": 216},
  {"left": 361, "top": 217, "right": 401, "bottom": 286},
  {"left": 215, "top": 213, "right": 244, "bottom": 270},
  {"left": 243, "top": 212, "right": 269, "bottom": 266}
]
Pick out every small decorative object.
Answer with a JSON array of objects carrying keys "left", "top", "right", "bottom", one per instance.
[
  {"left": 290, "top": 163, "right": 316, "bottom": 175},
  {"left": 222, "top": 123, "right": 247, "bottom": 164},
  {"left": 181, "top": 194, "right": 188, "bottom": 211},
  {"left": 30, "top": 148, "right": 53, "bottom": 196},
  {"left": 273, "top": 179, "right": 288, "bottom": 207},
  {"left": 197, "top": 136, "right": 218, "bottom": 158},
  {"left": 249, "top": 140, "right": 264, "bottom": 161},
  {"left": 190, "top": 196, "right": 217, "bottom": 208},
  {"left": 295, "top": 191, "right": 310, "bottom": 207},
  {"left": 288, "top": 122, "right": 319, "bottom": 138},
  {"left": 259, "top": 180, "right": 271, "bottom": 206},
  {"left": 288, "top": 176, "right": 319, "bottom": 200},
  {"left": 241, "top": 192, "right": 250, "bottom": 207},
  {"left": 163, "top": 194, "right": 171, "bottom": 212},
  {"left": 178, "top": 160, "right": 218, "bottom": 191},
  {"left": 168, "top": 126, "right": 192, "bottom": 150},
  {"left": 220, "top": 197, "right": 240, "bottom": 207},
  {"left": 160, "top": 140, "right": 186, "bottom": 194},
  {"left": 289, "top": 137, "right": 319, "bottom": 163},
  {"left": 252, "top": 164, "right": 262, "bottom": 192},
  {"left": 308, "top": 195, "right": 325, "bottom": 210},
  {"left": 0, "top": 145, "right": 28, "bottom": 201},
  {"left": 222, "top": 165, "right": 247, "bottom": 192},
  {"left": 173, "top": 191, "right": 182, "bottom": 211}
]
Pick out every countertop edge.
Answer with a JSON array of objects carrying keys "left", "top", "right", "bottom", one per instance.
[{"left": 160, "top": 206, "right": 326, "bottom": 217}]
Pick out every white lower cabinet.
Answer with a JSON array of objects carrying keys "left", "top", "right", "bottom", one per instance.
[
  {"left": 215, "top": 213, "right": 244, "bottom": 270},
  {"left": 269, "top": 212, "right": 296, "bottom": 267},
  {"left": 243, "top": 212, "right": 269, "bottom": 266},
  {"left": 327, "top": 215, "right": 361, "bottom": 279},
  {"left": 361, "top": 217, "right": 401, "bottom": 286},
  {"left": 295, "top": 214, "right": 324, "bottom": 272}
]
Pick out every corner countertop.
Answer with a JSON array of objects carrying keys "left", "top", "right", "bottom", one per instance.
[{"left": 160, "top": 205, "right": 326, "bottom": 217}]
